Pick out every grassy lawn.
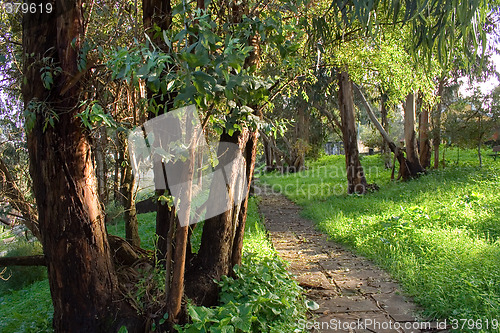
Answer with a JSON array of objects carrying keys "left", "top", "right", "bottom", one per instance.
[
  {"left": 260, "top": 148, "right": 500, "bottom": 330},
  {"left": 0, "top": 197, "right": 306, "bottom": 332}
]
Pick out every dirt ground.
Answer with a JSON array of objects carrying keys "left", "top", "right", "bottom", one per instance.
[{"left": 257, "top": 189, "right": 449, "bottom": 333}]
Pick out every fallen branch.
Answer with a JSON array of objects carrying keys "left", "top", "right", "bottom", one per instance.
[{"left": 0, "top": 255, "right": 46, "bottom": 266}]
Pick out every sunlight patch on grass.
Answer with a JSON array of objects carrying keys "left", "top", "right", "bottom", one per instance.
[{"left": 260, "top": 150, "right": 500, "bottom": 330}]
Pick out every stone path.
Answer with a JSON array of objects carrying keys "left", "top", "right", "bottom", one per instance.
[{"left": 258, "top": 191, "right": 446, "bottom": 333}]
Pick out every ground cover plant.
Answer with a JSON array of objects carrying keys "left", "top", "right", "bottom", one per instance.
[
  {"left": 260, "top": 149, "right": 500, "bottom": 332},
  {"left": 0, "top": 198, "right": 307, "bottom": 332}
]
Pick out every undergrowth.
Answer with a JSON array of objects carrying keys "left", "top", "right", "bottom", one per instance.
[
  {"left": 260, "top": 148, "right": 500, "bottom": 332},
  {"left": 176, "top": 197, "right": 307, "bottom": 333},
  {"left": 0, "top": 198, "right": 306, "bottom": 332},
  {"left": 0, "top": 240, "right": 46, "bottom": 295}
]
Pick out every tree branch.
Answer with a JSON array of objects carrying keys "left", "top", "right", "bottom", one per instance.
[{"left": 0, "top": 255, "right": 46, "bottom": 266}]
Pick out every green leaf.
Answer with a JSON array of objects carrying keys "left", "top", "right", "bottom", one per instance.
[{"left": 306, "top": 300, "right": 319, "bottom": 310}]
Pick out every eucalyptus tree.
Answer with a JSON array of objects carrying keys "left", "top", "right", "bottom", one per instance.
[
  {"left": 22, "top": 1, "right": 129, "bottom": 331},
  {"left": 312, "top": 0, "right": 496, "bottom": 181}
]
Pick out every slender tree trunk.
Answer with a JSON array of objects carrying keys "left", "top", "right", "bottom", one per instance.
[
  {"left": 419, "top": 106, "right": 431, "bottom": 169},
  {"left": 113, "top": 145, "right": 121, "bottom": 202},
  {"left": 22, "top": 2, "right": 134, "bottom": 331},
  {"left": 117, "top": 133, "right": 140, "bottom": 247},
  {"left": 186, "top": 130, "right": 250, "bottom": 306},
  {"left": 231, "top": 130, "right": 258, "bottom": 268},
  {"left": 433, "top": 79, "right": 445, "bottom": 169},
  {"left": 353, "top": 84, "right": 412, "bottom": 181},
  {"left": 95, "top": 126, "right": 108, "bottom": 204},
  {"left": 167, "top": 132, "right": 195, "bottom": 323},
  {"left": 338, "top": 70, "right": 367, "bottom": 194},
  {"left": 292, "top": 98, "right": 309, "bottom": 172},
  {"left": 403, "top": 92, "right": 425, "bottom": 176},
  {"left": 142, "top": 0, "right": 178, "bottom": 270},
  {"left": 380, "top": 91, "right": 392, "bottom": 169}
]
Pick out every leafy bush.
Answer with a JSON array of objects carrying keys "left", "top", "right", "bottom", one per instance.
[
  {"left": 0, "top": 241, "right": 46, "bottom": 295},
  {"left": 176, "top": 198, "right": 307, "bottom": 333},
  {"left": 177, "top": 254, "right": 305, "bottom": 333}
]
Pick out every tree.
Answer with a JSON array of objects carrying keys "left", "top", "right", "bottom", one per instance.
[
  {"left": 22, "top": 1, "right": 124, "bottom": 331},
  {"left": 403, "top": 92, "right": 425, "bottom": 175},
  {"left": 338, "top": 70, "right": 368, "bottom": 193}
]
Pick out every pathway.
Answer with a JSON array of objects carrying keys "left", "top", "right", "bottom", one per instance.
[{"left": 258, "top": 191, "right": 446, "bottom": 333}]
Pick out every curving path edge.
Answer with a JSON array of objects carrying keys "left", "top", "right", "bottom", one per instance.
[{"left": 258, "top": 190, "right": 447, "bottom": 333}]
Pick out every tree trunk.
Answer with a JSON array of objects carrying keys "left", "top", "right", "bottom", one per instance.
[
  {"left": 0, "top": 255, "right": 46, "bottom": 266},
  {"left": 419, "top": 107, "right": 431, "bottom": 169},
  {"left": 353, "top": 84, "right": 412, "bottom": 181},
  {"left": 95, "top": 126, "right": 108, "bottom": 205},
  {"left": 167, "top": 135, "right": 195, "bottom": 324},
  {"left": 231, "top": 130, "right": 258, "bottom": 268},
  {"left": 380, "top": 91, "right": 392, "bottom": 169},
  {"left": 118, "top": 133, "right": 140, "bottom": 247},
  {"left": 433, "top": 79, "right": 445, "bottom": 169},
  {"left": 292, "top": 98, "right": 309, "bottom": 172},
  {"left": 403, "top": 92, "right": 425, "bottom": 176},
  {"left": 22, "top": 2, "right": 133, "bottom": 331},
  {"left": 113, "top": 145, "right": 121, "bottom": 202},
  {"left": 185, "top": 130, "right": 250, "bottom": 306},
  {"left": 338, "top": 70, "right": 367, "bottom": 194},
  {"left": 143, "top": 0, "right": 176, "bottom": 265}
]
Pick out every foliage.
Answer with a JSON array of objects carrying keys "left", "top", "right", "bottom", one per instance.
[
  {"left": 443, "top": 86, "right": 500, "bottom": 158},
  {"left": 0, "top": 240, "right": 46, "bottom": 295},
  {"left": 175, "top": 197, "right": 307, "bottom": 333},
  {"left": 261, "top": 152, "right": 500, "bottom": 331},
  {"left": 105, "top": 199, "right": 125, "bottom": 225}
]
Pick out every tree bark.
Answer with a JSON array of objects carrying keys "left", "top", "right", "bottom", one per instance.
[
  {"left": 186, "top": 130, "right": 250, "bottom": 306},
  {"left": 22, "top": 2, "right": 134, "bottom": 331},
  {"left": 118, "top": 133, "right": 140, "bottom": 247},
  {"left": 380, "top": 91, "right": 392, "bottom": 169},
  {"left": 95, "top": 126, "right": 108, "bottom": 204},
  {"left": 353, "top": 84, "right": 412, "bottom": 181},
  {"left": 403, "top": 92, "right": 425, "bottom": 176},
  {"left": 419, "top": 106, "right": 431, "bottom": 169},
  {"left": 231, "top": 130, "right": 258, "bottom": 268},
  {"left": 338, "top": 70, "right": 367, "bottom": 194},
  {"left": 433, "top": 79, "right": 445, "bottom": 169}
]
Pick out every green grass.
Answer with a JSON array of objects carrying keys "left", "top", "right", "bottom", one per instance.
[
  {"left": 107, "top": 211, "right": 158, "bottom": 250},
  {"left": 0, "top": 279, "right": 53, "bottom": 332},
  {"left": 260, "top": 148, "right": 500, "bottom": 332}
]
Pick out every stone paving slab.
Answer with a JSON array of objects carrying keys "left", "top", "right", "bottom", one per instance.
[{"left": 258, "top": 191, "right": 441, "bottom": 333}]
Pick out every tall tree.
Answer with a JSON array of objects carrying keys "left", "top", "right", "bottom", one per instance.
[
  {"left": 338, "top": 70, "right": 367, "bottom": 194},
  {"left": 22, "top": 1, "right": 121, "bottom": 331},
  {"left": 403, "top": 92, "right": 425, "bottom": 175},
  {"left": 419, "top": 104, "right": 432, "bottom": 169}
]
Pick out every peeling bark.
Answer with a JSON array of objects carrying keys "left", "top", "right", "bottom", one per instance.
[{"left": 338, "top": 70, "right": 367, "bottom": 194}]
